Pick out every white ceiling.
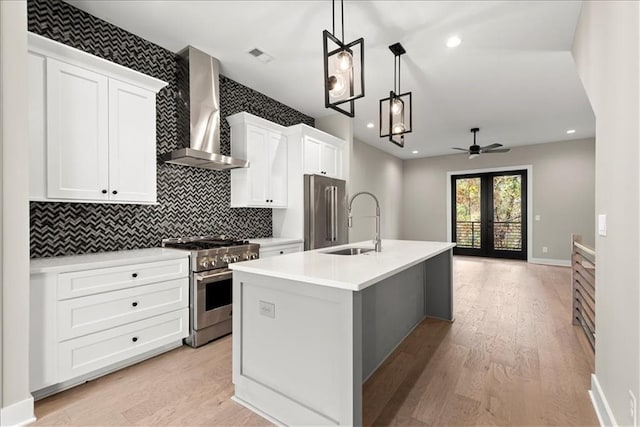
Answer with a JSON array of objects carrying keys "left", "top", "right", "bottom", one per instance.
[{"left": 66, "top": 0, "right": 594, "bottom": 159}]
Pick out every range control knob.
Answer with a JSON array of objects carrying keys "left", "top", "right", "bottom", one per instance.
[
  {"left": 221, "top": 255, "right": 230, "bottom": 264},
  {"left": 229, "top": 255, "right": 240, "bottom": 263},
  {"left": 199, "top": 257, "right": 210, "bottom": 269},
  {"left": 248, "top": 252, "right": 258, "bottom": 260},
  {"left": 209, "top": 256, "right": 218, "bottom": 268}
]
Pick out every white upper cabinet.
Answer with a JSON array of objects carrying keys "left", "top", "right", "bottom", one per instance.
[
  {"left": 228, "top": 113, "right": 288, "bottom": 208},
  {"left": 290, "top": 125, "right": 346, "bottom": 180},
  {"left": 28, "top": 33, "right": 167, "bottom": 204},
  {"left": 46, "top": 59, "right": 110, "bottom": 201},
  {"left": 108, "top": 79, "right": 157, "bottom": 202}
]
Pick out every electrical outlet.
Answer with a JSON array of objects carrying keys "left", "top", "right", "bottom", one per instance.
[
  {"left": 535, "top": 214, "right": 541, "bottom": 221},
  {"left": 630, "top": 390, "right": 636, "bottom": 425},
  {"left": 542, "top": 246, "right": 548, "bottom": 253},
  {"left": 259, "top": 300, "right": 275, "bottom": 319}
]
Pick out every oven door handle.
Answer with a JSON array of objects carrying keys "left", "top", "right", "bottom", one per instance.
[{"left": 196, "top": 269, "right": 232, "bottom": 285}]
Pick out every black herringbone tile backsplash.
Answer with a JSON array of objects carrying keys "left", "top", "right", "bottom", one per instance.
[{"left": 28, "top": 0, "right": 314, "bottom": 258}]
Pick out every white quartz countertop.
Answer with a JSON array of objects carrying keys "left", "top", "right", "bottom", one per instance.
[
  {"left": 248, "top": 238, "right": 303, "bottom": 248},
  {"left": 30, "top": 248, "right": 189, "bottom": 274},
  {"left": 229, "top": 239, "right": 455, "bottom": 291}
]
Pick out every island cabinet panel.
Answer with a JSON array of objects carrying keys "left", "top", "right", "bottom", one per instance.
[
  {"left": 361, "top": 263, "right": 426, "bottom": 380},
  {"left": 233, "top": 273, "right": 362, "bottom": 426}
]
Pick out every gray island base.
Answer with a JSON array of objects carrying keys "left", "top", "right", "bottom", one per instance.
[{"left": 229, "top": 240, "right": 455, "bottom": 426}]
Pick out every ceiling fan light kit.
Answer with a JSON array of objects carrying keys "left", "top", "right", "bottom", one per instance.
[
  {"left": 452, "top": 127, "right": 511, "bottom": 159},
  {"left": 379, "top": 42, "right": 413, "bottom": 148},
  {"left": 323, "top": 0, "right": 365, "bottom": 118}
]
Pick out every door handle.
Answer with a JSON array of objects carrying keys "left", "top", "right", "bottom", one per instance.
[{"left": 331, "top": 186, "right": 338, "bottom": 242}]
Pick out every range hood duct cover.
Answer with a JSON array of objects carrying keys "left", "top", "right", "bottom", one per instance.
[{"left": 162, "top": 46, "right": 249, "bottom": 170}]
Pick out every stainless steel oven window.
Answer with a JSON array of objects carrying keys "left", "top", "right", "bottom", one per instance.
[{"left": 194, "top": 269, "right": 233, "bottom": 330}]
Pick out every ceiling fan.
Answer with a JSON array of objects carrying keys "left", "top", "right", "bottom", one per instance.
[{"left": 452, "top": 128, "right": 510, "bottom": 159}]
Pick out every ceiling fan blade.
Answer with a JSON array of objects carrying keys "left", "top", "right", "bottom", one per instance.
[
  {"left": 483, "top": 148, "right": 511, "bottom": 153},
  {"left": 480, "top": 143, "right": 502, "bottom": 150},
  {"left": 451, "top": 147, "right": 469, "bottom": 152}
]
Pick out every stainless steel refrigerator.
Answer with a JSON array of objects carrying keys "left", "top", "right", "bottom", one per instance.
[{"left": 304, "top": 174, "right": 348, "bottom": 250}]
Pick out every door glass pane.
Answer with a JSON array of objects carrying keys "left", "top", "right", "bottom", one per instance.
[
  {"left": 493, "top": 175, "right": 522, "bottom": 251},
  {"left": 455, "top": 178, "right": 481, "bottom": 248}
]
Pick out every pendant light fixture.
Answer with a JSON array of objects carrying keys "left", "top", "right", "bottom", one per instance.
[
  {"left": 323, "top": 0, "right": 365, "bottom": 117},
  {"left": 379, "top": 42, "right": 412, "bottom": 148}
]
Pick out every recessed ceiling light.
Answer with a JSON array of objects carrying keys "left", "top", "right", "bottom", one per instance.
[
  {"left": 411, "top": 150, "right": 419, "bottom": 154},
  {"left": 566, "top": 129, "right": 576, "bottom": 134},
  {"left": 446, "top": 35, "right": 462, "bottom": 48},
  {"left": 366, "top": 122, "right": 374, "bottom": 128}
]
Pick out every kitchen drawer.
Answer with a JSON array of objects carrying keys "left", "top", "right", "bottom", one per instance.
[
  {"left": 58, "top": 278, "right": 188, "bottom": 341},
  {"left": 58, "top": 308, "right": 188, "bottom": 382},
  {"left": 260, "top": 243, "right": 302, "bottom": 258},
  {"left": 57, "top": 257, "right": 189, "bottom": 300}
]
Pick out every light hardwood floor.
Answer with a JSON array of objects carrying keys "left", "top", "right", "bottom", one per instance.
[{"left": 33, "top": 257, "right": 598, "bottom": 426}]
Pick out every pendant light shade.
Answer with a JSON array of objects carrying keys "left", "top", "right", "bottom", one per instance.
[
  {"left": 323, "top": 0, "right": 365, "bottom": 118},
  {"left": 379, "top": 42, "right": 412, "bottom": 147}
]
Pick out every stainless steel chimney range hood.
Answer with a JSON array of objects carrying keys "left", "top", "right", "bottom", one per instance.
[{"left": 162, "top": 46, "right": 249, "bottom": 170}]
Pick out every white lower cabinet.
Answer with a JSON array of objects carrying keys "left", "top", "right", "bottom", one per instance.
[
  {"left": 260, "top": 243, "right": 303, "bottom": 258},
  {"left": 58, "top": 309, "right": 188, "bottom": 382},
  {"left": 30, "top": 252, "right": 190, "bottom": 397}
]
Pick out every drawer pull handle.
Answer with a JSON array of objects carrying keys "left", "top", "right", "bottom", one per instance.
[
  {"left": 132, "top": 273, "right": 138, "bottom": 278},
  {"left": 132, "top": 336, "right": 139, "bottom": 343},
  {"left": 279, "top": 251, "right": 284, "bottom": 254},
  {"left": 131, "top": 301, "right": 139, "bottom": 307}
]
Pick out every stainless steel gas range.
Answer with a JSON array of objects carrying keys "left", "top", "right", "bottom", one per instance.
[{"left": 162, "top": 236, "right": 259, "bottom": 348}]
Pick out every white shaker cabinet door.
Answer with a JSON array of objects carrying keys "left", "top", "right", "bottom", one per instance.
[
  {"left": 46, "top": 58, "right": 109, "bottom": 200},
  {"left": 246, "top": 124, "right": 270, "bottom": 207},
  {"left": 320, "top": 142, "right": 341, "bottom": 179},
  {"left": 108, "top": 79, "right": 157, "bottom": 203},
  {"left": 303, "top": 136, "right": 323, "bottom": 175},
  {"left": 268, "top": 132, "right": 288, "bottom": 207}
]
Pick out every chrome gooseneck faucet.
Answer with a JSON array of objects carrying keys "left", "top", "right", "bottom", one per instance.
[{"left": 348, "top": 191, "right": 382, "bottom": 252}]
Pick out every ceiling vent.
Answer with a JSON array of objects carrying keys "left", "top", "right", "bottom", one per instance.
[{"left": 248, "top": 48, "right": 273, "bottom": 63}]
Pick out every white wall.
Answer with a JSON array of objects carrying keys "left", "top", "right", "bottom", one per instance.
[
  {"left": 572, "top": 2, "right": 639, "bottom": 425},
  {"left": 0, "top": 0, "right": 34, "bottom": 424},
  {"left": 349, "top": 139, "right": 403, "bottom": 243},
  {"left": 402, "top": 138, "right": 595, "bottom": 262}
]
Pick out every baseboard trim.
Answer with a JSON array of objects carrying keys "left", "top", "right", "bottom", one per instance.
[
  {"left": 231, "top": 396, "right": 284, "bottom": 426},
  {"left": 0, "top": 396, "right": 36, "bottom": 427},
  {"left": 528, "top": 257, "right": 571, "bottom": 267},
  {"left": 590, "top": 374, "right": 617, "bottom": 426}
]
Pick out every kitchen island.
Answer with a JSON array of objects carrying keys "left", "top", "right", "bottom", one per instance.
[{"left": 229, "top": 240, "right": 455, "bottom": 426}]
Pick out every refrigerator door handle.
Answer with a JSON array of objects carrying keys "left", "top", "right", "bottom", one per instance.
[
  {"left": 325, "top": 187, "right": 333, "bottom": 241},
  {"left": 332, "top": 186, "right": 338, "bottom": 241},
  {"left": 326, "top": 186, "right": 338, "bottom": 242}
]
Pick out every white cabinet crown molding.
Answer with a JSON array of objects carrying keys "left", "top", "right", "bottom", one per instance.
[
  {"left": 28, "top": 32, "right": 167, "bottom": 93},
  {"left": 226, "top": 111, "right": 287, "bottom": 132},
  {"left": 285, "top": 123, "right": 347, "bottom": 147}
]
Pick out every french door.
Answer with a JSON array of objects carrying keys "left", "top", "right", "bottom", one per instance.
[{"left": 451, "top": 170, "right": 527, "bottom": 260}]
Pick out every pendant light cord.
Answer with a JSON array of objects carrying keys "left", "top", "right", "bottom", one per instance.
[
  {"left": 341, "top": 0, "right": 345, "bottom": 43},
  {"left": 332, "top": 0, "right": 335, "bottom": 36}
]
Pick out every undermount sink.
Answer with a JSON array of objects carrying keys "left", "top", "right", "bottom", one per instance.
[{"left": 323, "top": 247, "right": 374, "bottom": 256}]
